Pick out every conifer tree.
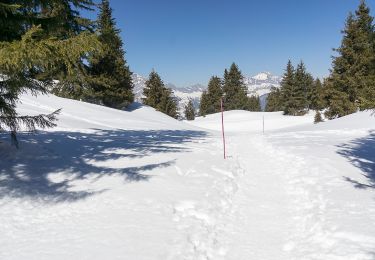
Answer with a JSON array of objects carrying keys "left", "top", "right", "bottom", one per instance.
[
  {"left": 205, "top": 76, "right": 223, "bottom": 114},
  {"left": 223, "top": 63, "right": 248, "bottom": 110},
  {"left": 280, "top": 60, "right": 297, "bottom": 115},
  {"left": 294, "top": 61, "right": 313, "bottom": 114},
  {"left": 184, "top": 99, "right": 195, "bottom": 120},
  {"left": 310, "top": 78, "right": 324, "bottom": 110},
  {"left": 199, "top": 91, "right": 209, "bottom": 116},
  {"left": 354, "top": 0, "right": 375, "bottom": 109},
  {"left": 325, "top": 0, "right": 375, "bottom": 118},
  {"left": 314, "top": 110, "right": 323, "bottom": 124},
  {"left": 0, "top": 1, "right": 100, "bottom": 146},
  {"left": 159, "top": 87, "right": 178, "bottom": 119},
  {"left": 265, "top": 87, "right": 283, "bottom": 112},
  {"left": 143, "top": 71, "right": 164, "bottom": 108},
  {"left": 87, "top": 0, "right": 134, "bottom": 109},
  {"left": 143, "top": 71, "right": 178, "bottom": 119},
  {"left": 279, "top": 60, "right": 311, "bottom": 115},
  {"left": 247, "top": 96, "right": 261, "bottom": 111}
]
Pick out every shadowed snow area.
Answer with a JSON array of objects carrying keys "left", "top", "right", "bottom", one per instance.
[
  {"left": 0, "top": 129, "right": 207, "bottom": 202},
  {"left": 1, "top": 93, "right": 375, "bottom": 260}
]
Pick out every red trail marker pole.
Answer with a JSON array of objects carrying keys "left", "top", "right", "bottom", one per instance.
[{"left": 221, "top": 98, "right": 226, "bottom": 159}]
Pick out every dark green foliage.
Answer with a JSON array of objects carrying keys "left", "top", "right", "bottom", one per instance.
[
  {"left": 84, "top": 0, "right": 133, "bottom": 109},
  {"left": 310, "top": 78, "right": 325, "bottom": 110},
  {"left": 0, "top": 2, "right": 24, "bottom": 41},
  {"left": 184, "top": 99, "right": 195, "bottom": 120},
  {"left": 199, "top": 90, "right": 209, "bottom": 116},
  {"left": 265, "top": 87, "right": 283, "bottom": 112},
  {"left": 314, "top": 110, "right": 323, "bottom": 124},
  {"left": 0, "top": 0, "right": 100, "bottom": 146},
  {"left": 223, "top": 63, "right": 248, "bottom": 110},
  {"left": 247, "top": 95, "right": 261, "bottom": 111},
  {"left": 159, "top": 87, "right": 178, "bottom": 119},
  {"left": 280, "top": 60, "right": 298, "bottom": 115},
  {"left": 325, "top": 0, "right": 375, "bottom": 117},
  {"left": 296, "top": 61, "right": 314, "bottom": 110},
  {"left": 324, "top": 82, "right": 357, "bottom": 119},
  {"left": 143, "top": 71, "right": 178, "bottom": 119},
  {"left": 200, "top": 64, "right": 264, "bottom": 115},
  {"left": 143, "top": 71, "right": 164, "bottom": 108},
  {"left": 33, "top": 0, "right": 95, "bottom": 39},
  {"left": 206, "top": 76, "right": 223, "bottom": 113},
  {"left": 199, "top": 76, "right": 223, "bottom": 115},
  {"left": 278, "top": 60, "right": 313, "bottom": 116},
  {"left": 21, "top": 0, "right": 97, "bottom": 96}
]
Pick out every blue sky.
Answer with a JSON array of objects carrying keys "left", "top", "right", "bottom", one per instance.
[{"left": 85, "top": 0, "right": 375, "bottom": 87}]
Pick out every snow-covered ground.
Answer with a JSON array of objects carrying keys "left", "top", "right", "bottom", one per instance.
[{"left": 1, "top": 93, "right": 374, "bottom": 260}]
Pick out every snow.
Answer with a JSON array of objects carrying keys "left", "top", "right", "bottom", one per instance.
[
  {"left": 1, "top": 93, "right": 375, "bottom": 259},
  {"left": 252, "top": 72, "right": 272, "bottom": 81},
  {"left": 189, "top": 110, "right": 315, "bottom": 133}
]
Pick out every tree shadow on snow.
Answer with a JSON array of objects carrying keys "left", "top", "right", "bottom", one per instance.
[
  {"left": 125, "top": 102, "right": 143, "bottom": 112},
  {"left": 0, "top": 129, "right": 207, "bottom": 203},
  {"left": 337, "top": 132, "right": 375, "bottom": 189}
]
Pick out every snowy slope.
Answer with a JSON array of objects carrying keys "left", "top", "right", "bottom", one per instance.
[
  {"left": 189, "top": 110, "right": 315, "bottom": 133},
  {"left": 16, "top": 93, "right": 186, "bottom": 131},
  {"left": 1, "top": 94, "right": 375, "bottom": 260}
]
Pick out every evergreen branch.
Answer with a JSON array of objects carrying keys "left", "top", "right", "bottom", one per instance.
[{"left": 0, "top": 109, "right": 61, "bottom": 132}]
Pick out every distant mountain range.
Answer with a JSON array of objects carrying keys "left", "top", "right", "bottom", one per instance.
[{"left": 132, "top": 72, "right": 281, "bottom": 114}]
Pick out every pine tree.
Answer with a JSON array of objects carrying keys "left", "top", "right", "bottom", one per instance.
[
  {"left": 143, "top": 71, "right": 164, "bottom": 108},
  {"left": 355, "top": 0, "right": 375, "bottom": 109},
  {"left": 247, "top": 96, "right": 261, "bottom": 111},
  {"left": 0, "top": 1, "right": 100, "bottom": 146},
  {"left": 199, "top": 91, "right": 209, "bottom": 116},
  {"left": 325, "top": 0, "right": 375, "bottom": 118},
  {"left": 159, "top": 87, "right": 178, "bottom": 119},
  {"left": 310, "top": 78, "right": 324, "bottom": 110},
  {"left": 143, "top": 71, "right": 178, "bottom": 118},
  {"left": 87, "top": 0, "right": 133, "bottom": 109},
  {"left": 184, "top": 99, "right": 195, "bottom": 120},
  {"left": 280, "top": 60, "right": 297, "bottom": 115},
  {"left": 294, "top": 61, "right": 313, "bottom": 114},
  {"left": 279, "top": 60, "right": 312, "bottom": 115},
  {"left": 324, "top": 84, "right": 356, "bottom": 119},
  {"left": 265, "top": 87, "right": 283, "bottom": 112},
  {"left": 205, "top": 76, "right": 223, "bottom": 114},
  {"left": 314, "top": 110, "right": 323, "bottom": 124},
  {"left": 223, "top": 63, "right": 248, "bottom": 110}
]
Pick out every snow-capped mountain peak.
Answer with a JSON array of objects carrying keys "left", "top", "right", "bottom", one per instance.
[{"left": 252, "top": 72, "right": 272, "bottom": 81}]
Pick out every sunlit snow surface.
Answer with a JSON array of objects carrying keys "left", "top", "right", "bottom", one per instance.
[{"left": 1, "top": 93, "right": 374, "bottom": 260}]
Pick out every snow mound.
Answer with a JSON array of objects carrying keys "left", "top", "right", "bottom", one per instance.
[
  {"left": 188, "top": 110, "right": 315, "bottom": 133},
  {"left": 16, "top": 92, "right": 191, "bottom": 131}
]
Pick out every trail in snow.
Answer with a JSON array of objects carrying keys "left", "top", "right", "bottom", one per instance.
[
  {"left": 221, "top": 129, "right": 375, "bottom": 260},
  {"left": 170, "top": 139, "right": 246, "bottom": 260}
]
